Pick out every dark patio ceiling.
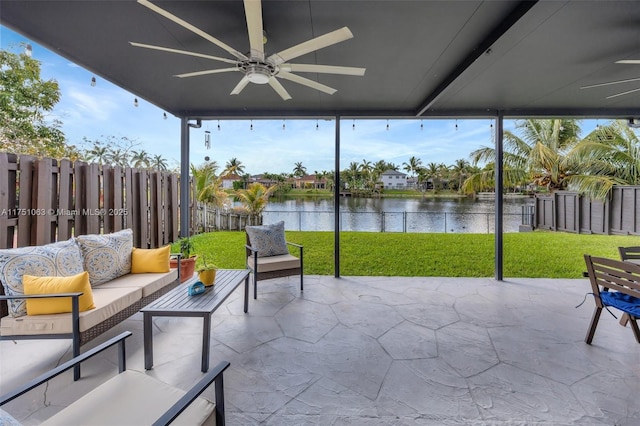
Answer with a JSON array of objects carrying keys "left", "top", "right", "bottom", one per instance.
[{"left": 2, "top": 0, "right": 640, "bottom": 119}]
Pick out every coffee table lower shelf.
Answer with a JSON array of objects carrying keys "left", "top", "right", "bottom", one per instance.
[{"left": 141, "top": 268, "right": 250, "bottom": 372}]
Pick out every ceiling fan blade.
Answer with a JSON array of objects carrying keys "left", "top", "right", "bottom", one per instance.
[
  {"left": 279, "top": 63, "right": 365, "bottom": 76},
  {"left": 277, "top": 72, "right": 337, "bottom": 95},
  {"left": 616, "top": 60, "right": 640, "bottom": 64},
  {"left": 244, "top": 0, "right": 265, "bottom": 60},
  {"left": 129, "top": 42, "right": 238, "bottom": 65},
  {"left": 269, "top": 77, "right": 292, "bottom": 100},
  {"left": 137, "top": 0, "right": 247, "bottom": 61},
  {"left": 606, "top": 87, "right": 640, "bottom": 99},
  {"left": 175, "top": 68, "right": 239, "bottom": 78},
  {"left": 269, "top": 27, "right": 354, "bottom": 65},
  {"left": 581, "top": 77, "right": 640, "bottom": 89},
  {"left": 230, "top": 76, "right": 251, "bottom": 95}
]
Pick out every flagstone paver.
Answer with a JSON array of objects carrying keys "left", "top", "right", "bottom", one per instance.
[{"left": 2, "top": 275, "right": 640, "bottom": 425}]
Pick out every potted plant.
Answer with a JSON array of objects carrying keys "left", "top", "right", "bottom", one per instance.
[
  {"left": 170, "top": 237, "right": 197, "bottom": 282},
  {"left": 197, "top": 255, "right": 218, "bottom": 287}
]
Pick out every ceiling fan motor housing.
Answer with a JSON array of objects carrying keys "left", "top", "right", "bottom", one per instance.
[{"left": 241, "top": 60, "right": 275, "bottom": 84}]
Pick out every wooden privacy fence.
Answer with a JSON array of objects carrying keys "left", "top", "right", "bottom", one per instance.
[
  {"left": 534, "top": 186, "right": 640, "bottom": 235},
  {"left": 0, "top": 153, "right": 182, "bottom": 249}
]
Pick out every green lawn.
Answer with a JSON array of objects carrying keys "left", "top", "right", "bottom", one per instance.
[{"left": 176, "top": 231, "right": 639, "bottom": 278}]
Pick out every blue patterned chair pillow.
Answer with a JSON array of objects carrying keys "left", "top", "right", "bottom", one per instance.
[
  {"left": 76, "top": 229, "right": 133, "bottom": 286},
  {"left": 0, "top": 238, "right": 84, "bottom": 317},
  {"left": 246, "top": 221, "right": 289, "bottom": 258}
]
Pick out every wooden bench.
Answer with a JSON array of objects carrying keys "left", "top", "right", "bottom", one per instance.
[
  {"left": 583, "top": 254, "right": 640, "bottom": 344},
  {"left": 0, "top": 331, "right": 229, "bottom": 426}
]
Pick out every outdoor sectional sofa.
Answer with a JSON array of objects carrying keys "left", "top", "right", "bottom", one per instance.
[{"left": 0, "top": 229, "right": 180, "bottom": 380}]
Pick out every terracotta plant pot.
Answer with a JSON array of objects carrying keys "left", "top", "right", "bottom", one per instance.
[
  {"left": 170, "top": 256, "right": 197, "bottom": 283},
  {"left": 198, "top": 269, "right": 217, "bottom": 286}
]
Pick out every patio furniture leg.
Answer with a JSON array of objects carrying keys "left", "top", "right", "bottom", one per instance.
[
  {"left": 585, "top": 306, "right": 602, "bottom": 344},
  {"left": 244, "top": 275, "right": 249, "bottom": 313},
  {"left": 71, "top": 296, "right": 81, "bottom": 381},
  {"left": 629, "top": 316, "right": 640, "bottom": 343},
  {"left": 202, "top": 314, "right": 211, "bottom": 373},
  {"left": 254, "top": 271, "right": 258, "bottom": 300},
  {"left": 144, "top": 312, "right": 153, "bottom": 370},
  {"left": 619, "top": 313, "right": 630, "bottom": 327}
]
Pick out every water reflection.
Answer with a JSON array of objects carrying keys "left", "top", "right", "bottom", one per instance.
[{"left": 261, "top": 196, "right": 532, "bottom": 233}]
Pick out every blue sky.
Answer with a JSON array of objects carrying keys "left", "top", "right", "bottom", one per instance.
[{"left": 2, "top": 26, "right": 600, "bottom": 176}]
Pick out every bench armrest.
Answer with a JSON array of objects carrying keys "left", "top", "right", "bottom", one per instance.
[
  {"left": 0, "top": 331, "right": 132, "bottom": 406},
  {"left": 152, "top": 360, "right": 231, "bottom": 426}
]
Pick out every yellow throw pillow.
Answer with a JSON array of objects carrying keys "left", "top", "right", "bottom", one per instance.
[
  {"left": 131, "top": 245, "right": 171, "bottom": 273},
  {"left": 23, "top": 271, "right": 95, "bottom": 315}
]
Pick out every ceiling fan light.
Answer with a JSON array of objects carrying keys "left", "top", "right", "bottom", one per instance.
[{"left": 246, "top": 69, "right": 270, "bottom": 84}]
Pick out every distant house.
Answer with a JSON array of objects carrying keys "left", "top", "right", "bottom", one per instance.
[
  {"left": 380, "top": 170, "right": 407, "bottom": 189},
  {"left": 220, "top": 173, "right": 242, "bottom": 189},
  {"left": 290, "top": 174, "right": 327, "bottom": 189}
]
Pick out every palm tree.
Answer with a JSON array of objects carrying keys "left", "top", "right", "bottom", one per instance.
[
  {"left": 449, "top": 158, "right": 470, "bottom": 192},
  {"left": 190, "top": 162, "right": 228, "bottom": 207},
  {"left": 85, "top": 145, "right": 109, "bottom": 164},
  {"left": 292, "top": 162, "right": 307, "bottom": 177},
  {"left": 108, "top": 149, "right": 130, "bottom": 168},
  {"left": 359, "top": 159, "right": 374, "bottom": 189},
  {"left": 235, "top": 182, "right": 274, "bottom": 215},
  {"left": 225, "top": 157, "right": 245, "bottom": 175},
  {"left": 564, "top": 119, "right": 640, "bottom": 199},
  {"left": 151, "top": 154, "right": 168, "bottom": 171},
  {"left": 130, "top": 150, "right": 151, "bottom": 168},
  {"left": 463, "top": 119, "right": 581, "bottom": 194},
  {"left": 403, "top": 156, "right": 423, "bottom": 178}
]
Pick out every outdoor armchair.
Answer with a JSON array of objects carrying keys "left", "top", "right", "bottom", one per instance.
[
  {"left": 245, "top": 221, "right": 303, "bottom": 299},
  {"left": 583, "top": 255, "right": 640, "bottom": 345}
]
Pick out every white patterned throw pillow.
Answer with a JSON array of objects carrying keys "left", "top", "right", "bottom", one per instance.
[
  {"left": 246, "top": 221, "right": 289, "bottom": 258},
  {"left": 76, "top": 229, "right": 133, "bottom": 286},
  {"left": 0, "top": 238, "right": 84, "bottom": 317}
]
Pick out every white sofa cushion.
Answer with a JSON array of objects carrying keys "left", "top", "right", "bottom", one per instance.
[
  {"left": 40, "top": 370, "right": 216, "bottom": 426},
  {"left": 0, "top": 286, "right": 141, "bottom": 336},
  {"left": 98, "top": 270, "right": 178, "bottom": 297},
  {"left": 0, "top": 238, "right": 84, "bottom": 317}
]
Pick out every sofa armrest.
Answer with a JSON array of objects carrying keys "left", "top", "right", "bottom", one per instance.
[
  {"left": 0, "top": 331, "right": 132, "bottom": 406},
  {"left": 0, "top": 292, "right": 83, "bottom": 302},
  {"left": 152, "top": 360, "right": 230, "bottom": 426}
]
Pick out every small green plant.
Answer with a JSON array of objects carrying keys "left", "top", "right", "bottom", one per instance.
[
  {"left": 178, "top": 237, "right": 194, "bottom": 259},
  {"left": 197, "top": 255, "right": 218, "bottom": 273}
]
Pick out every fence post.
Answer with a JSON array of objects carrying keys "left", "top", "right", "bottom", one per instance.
[
  {"left": 444, "top": 212, "right": 447, "bottom": 233},
  {"left": 403, "top": 211, "right": 407, "bottom": 233}
]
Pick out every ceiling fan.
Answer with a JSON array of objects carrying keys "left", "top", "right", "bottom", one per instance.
[
  {"left": 580, "top": 60, "right": 640, "bottom": 99},
  {"left": 130, "top": 0, "right": 365, "bottom": 100}
]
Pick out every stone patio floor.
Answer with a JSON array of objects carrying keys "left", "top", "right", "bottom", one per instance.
[{"left": 2, "top": 275, "right": 640, "bottom": 425}]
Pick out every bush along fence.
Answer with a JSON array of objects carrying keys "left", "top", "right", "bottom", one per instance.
[
  {"left": 0, "top": 153, "right": 182, "bottom": 249},
  {"left": 534, "top": 186, "right": 640, "bottom": 235}
]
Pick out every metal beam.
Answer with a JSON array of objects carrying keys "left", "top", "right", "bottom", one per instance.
[
  {"left": 334, "top": 116, "right": 341, "bottom": 278},
  {"left": 495, "top": 112, "right": 504, "bottom": 281},
  {"left": 179, "top": 118, "right": 190, "bottom": 237},
  {"left": 416, "top": 1, "right": 539, "bottom": 116}
]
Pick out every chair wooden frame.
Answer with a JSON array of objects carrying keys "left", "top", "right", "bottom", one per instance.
[
  {"left": 619, "top": 246, "right": 640, "bottom": 264},
  {"left": 583, "top": 254, "right": 640, "bottom": 344},
  {"left": 245, "top": 233, "right": 303, "bottom": 299}
]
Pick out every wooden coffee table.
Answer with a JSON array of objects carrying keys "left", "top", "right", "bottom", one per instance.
[{"left": 141, "top": 269, "right": 250, "bottom": 372}]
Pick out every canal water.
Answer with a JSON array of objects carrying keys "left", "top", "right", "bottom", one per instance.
[{"left": 262, "top": 196, "right": 533, "bottom": 233}]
